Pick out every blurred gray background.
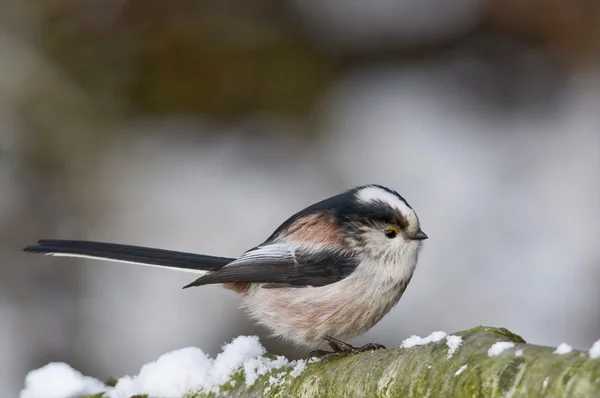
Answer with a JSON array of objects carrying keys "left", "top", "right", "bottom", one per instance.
[{"left": 1, "top": 1, "right": 599, "bottom": 396}]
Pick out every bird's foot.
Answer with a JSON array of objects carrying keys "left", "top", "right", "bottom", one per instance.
[
  {"left": 307, "top": 349, "right": 333, "bottom": 359},
  {"left": 308, "top": 336, "right": 386, "bottom": 363}
]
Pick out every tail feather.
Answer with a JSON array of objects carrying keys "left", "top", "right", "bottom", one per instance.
[{"left": 23, "top": 239, "right": 234, "bottom": 274}]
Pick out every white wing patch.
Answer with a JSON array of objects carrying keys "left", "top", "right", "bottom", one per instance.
[
  {"left": 356, "top": 186, "right": 412, "bottom": 214},
  {"left": 45, "top": 253, "right": 209, "bottom": 275},
  {"left": 223, "top": 244, "right": 295, "bottom": 268}
]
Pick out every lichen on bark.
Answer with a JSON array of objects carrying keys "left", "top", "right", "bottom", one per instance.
[{"left": 81, "top": 326, "right": 600, "bottom": 398}]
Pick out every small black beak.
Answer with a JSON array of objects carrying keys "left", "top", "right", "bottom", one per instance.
[{"left": 412, "top": 229, "right": 428, "bottom": 241}]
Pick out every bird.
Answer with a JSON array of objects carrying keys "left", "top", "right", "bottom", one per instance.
[{"left": 23, "top": 184, "right": 427, "bottom": 359}]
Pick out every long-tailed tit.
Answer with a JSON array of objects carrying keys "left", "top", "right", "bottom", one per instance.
[{"left": 23, "top": 184, "right": 427, "bottom": 358}]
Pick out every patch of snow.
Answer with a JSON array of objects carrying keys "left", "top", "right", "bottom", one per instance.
[
  {"left": 446, "top": 335, "right": 462, "bottom": 358},
  {"left": 264, "top": 371, "right": 287, "bottom": 394},
  {"left": 427, "top": 365, "right": 432, "bottom": 369},
  {"left": 454, "top": 365, "right": 467, "bottom": 376},
  {"left": 401, "top": 331, "right": 447, "bottom": 348},
  {"left": 487, "top": 342, "right": 515, "bottom": 357},
  {"left": 212, "top": 336, "right": 267, "bottom": 387},
  {"left": 20, "top": 363, "right": 106, "bottom": 398},
  {"left": 20, "top": 335, "right": 304, "bottom": 398},
  {"left": 542, "top": 377, "right": 549, "bottom": 390},
  {"left": 242, "top": 355, "right": 289, "bottom": 387},
  {"left": 289, "top": 360, "right": 307, "bottom": 378},
  {"left": 553, "top": 343, "right": 573, "bottom": 355},
  {"left": 515, "top": 349, "right": 523, "bottom": 357},
  {"left": 108, "top": 347, "right": 213, "bottom": 398},
  {"left": 589, "top": 339, "right": 600, "bottom": 359},
  {"left": 108, "top": 336, "right": 268, "bottom": 397}
]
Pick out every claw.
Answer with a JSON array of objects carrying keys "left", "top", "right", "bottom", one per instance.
[
  {"left": 309, "top": 336, "right": 386, "bottom": 363},
  {"left": 307, "top": 349, "right": 331, "bottom": 359}
]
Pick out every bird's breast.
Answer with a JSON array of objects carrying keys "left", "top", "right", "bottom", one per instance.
[{"left": 241, "top": 257, "right": 416, "bottom": 348}]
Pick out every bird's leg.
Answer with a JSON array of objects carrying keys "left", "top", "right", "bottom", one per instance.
[
  {"left": 306, "top": 349, "right": 332, "bottom": 359},
  {"left": 324, "top": 335, "right": 356, "bottom": 352},
  {"left": 325, "top": 335, "right": 386, "bottom": 353},
  {"left": 308, "top": 336, "right": 386, "bottom": 362}
]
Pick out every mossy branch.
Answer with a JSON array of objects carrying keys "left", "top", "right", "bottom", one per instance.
[{"left": 86, "top": 326, "right": 600, "bottom": 398}]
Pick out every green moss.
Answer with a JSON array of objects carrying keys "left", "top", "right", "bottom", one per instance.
[
  {"left": 461, "top": 366, "right": 485, "bottom": 397},
  {"left": 218, "top": 369, "right": 245, "bottom": 394},
  {"left": 495, "top": 328, "right": 526, "bottom": 344},
  {"left": 560, "top": 354, "right": 588, "bottom": 388},
  {"left": 498, "top": 357, "right": 526, "bottom": 393},
  {"left": 291, "top": 374, "right": 324, "bottom": 398},
  {"left": 104, "top": 377, "right": 118, "bottom": 387},
  {"left": 75, "top": 327, "right": 600, "bottom": 397},
  {"left": 185, "top": 393, "right": 213, "bottom": 398},
  {"left": 458, "top": 326, "right": 526, "bottom": 344}
]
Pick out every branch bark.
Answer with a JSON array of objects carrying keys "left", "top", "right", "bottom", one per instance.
[
  {"left": 86, "top": 326, "right": 600, "bottom": 398},
  {"left": 209, "top": 326, "right": 599, "bottom": 398}
]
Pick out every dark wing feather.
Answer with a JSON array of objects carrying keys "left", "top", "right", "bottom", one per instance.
[{"left": 182, "top": 244, "right": 359, "bottom": 289}]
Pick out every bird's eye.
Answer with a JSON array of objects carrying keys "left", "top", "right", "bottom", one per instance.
[{"left": 384, "top": 226, "right": 399, "bottom": 239}]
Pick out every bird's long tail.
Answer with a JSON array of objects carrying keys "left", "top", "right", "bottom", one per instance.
[{"left": 22, "top": 240, "right": 234, "bottom": 274}]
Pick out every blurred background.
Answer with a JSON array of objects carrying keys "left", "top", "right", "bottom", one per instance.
[{"left": 1, "top": 0, "right": 599, "bottom": 396}]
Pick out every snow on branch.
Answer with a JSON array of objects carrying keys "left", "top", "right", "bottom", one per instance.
[{"left": 21, "top": 327, "right": 600, "bottom": 398}]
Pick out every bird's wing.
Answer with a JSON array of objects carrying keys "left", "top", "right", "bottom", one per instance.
[{"left": 182, "top": 243, "right": 359, "bottom": 289}]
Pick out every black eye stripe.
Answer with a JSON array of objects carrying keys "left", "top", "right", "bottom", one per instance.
[
  {"left": 349, "top": 204, "right": 409, "bottom": 230},
  {"left": 396, "top": 215, "right": 409, "bottom": 229}
]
